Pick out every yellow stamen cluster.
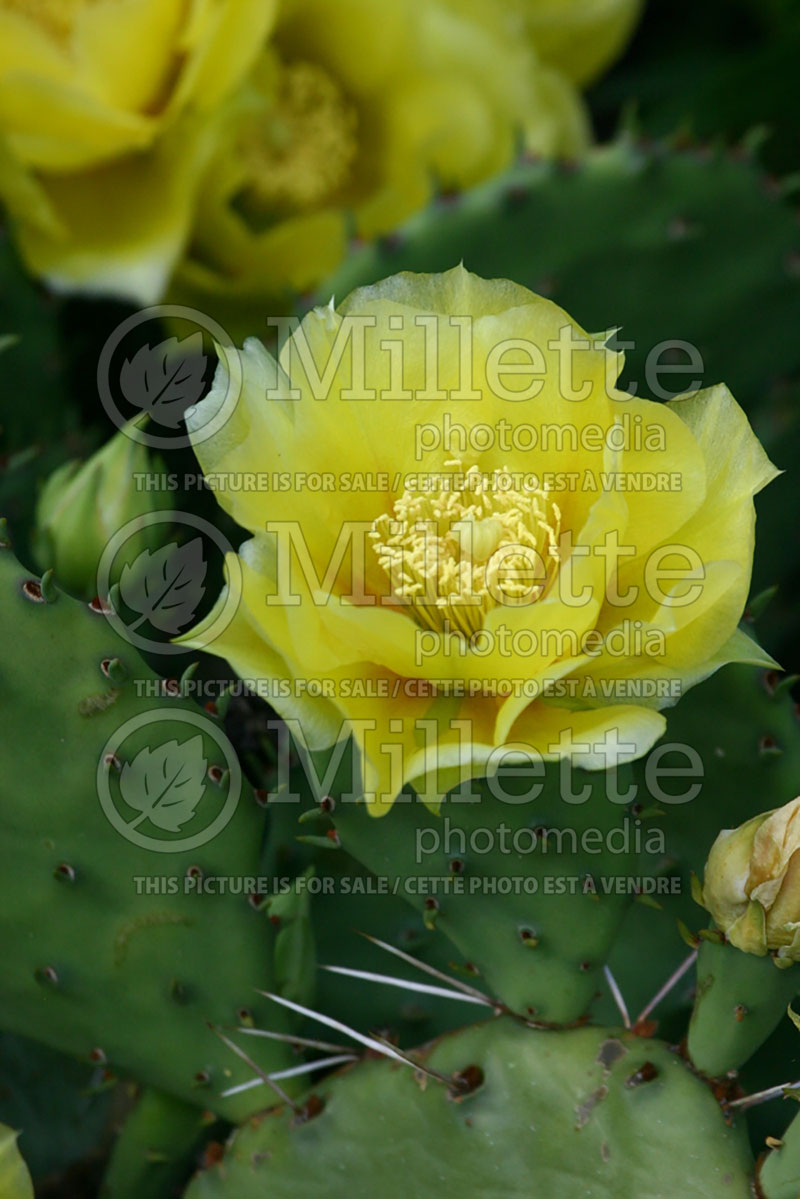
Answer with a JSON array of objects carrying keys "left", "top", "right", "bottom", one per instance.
[
  {"left": 239, "top": 60, "right": 358, "bottom": 216},
  {"left": 371, "top": 462, "right": 562, "bottom": 637}
]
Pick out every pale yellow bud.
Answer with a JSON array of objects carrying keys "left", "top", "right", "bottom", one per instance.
[{"left": 701, "top": 797, "right": 800, "bottom": 963}]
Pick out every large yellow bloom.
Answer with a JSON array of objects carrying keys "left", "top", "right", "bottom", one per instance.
[
  {"left": 170, "top": 0, "right": 588, "bottom": 317},
  {"left": 0, "top": 0, "right": 276, "bottom": 299},
  {"left": 178, "top": 267, "right": 777, "bottom": 814}
]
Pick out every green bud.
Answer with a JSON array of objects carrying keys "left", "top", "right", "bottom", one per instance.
[
  {"left": 33, "top": 422, "right": 171, "bottom": 600},
  {"left": 700, "top": 796, "right": 800, "bottom": 963}
]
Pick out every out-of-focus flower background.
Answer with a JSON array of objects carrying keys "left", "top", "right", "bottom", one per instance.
[{"left": 1, "top": 0, "right": 800, "bottom": 1195}]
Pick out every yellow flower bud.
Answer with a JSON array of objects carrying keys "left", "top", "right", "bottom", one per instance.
[{"left": 701, "top": 797, "right": 800, "bottom": 962}]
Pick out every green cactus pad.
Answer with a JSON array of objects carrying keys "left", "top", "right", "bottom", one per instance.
[
  {"left": 185, "top": 1017, "right": 754, "bottom": 1199},
  {"left": 263, "top": 798, "right": 519, "bottom": 1041},
  {"left": 318, "top": 139, "right": 800, "bottom": 406},
  {"left": 101, "top": 1088, "right": 215, "bottom": 1199},
  {"left": 597, "top": 661, "right": 800, "bottom": 1033},
  {"left": 0, "top": 541, "right": 293, "bottom": 1120},
  {"left": 328, "top": 764, "right": 642, "bottom": 1024},
  {"left": 759, "top": 1102, "right": 800, "bottom": 1199},
  {"left": 688, "top": 941, "right": 800, "bottom": 1077}
]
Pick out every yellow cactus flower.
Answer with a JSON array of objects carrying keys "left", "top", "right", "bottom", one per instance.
[
  {"left": 445, "top": 0, "right": 643, "bottom": 86},
  {"left": 513, "top": 0, "right": 643, "bottom": 86},
  {"left": 0, "top": 0, "right": 276, "bottom": 171},
  {"left": 177, "top": 266, "right": 778, "bottom": 813},
  {"left": 0, "top": 0, "right": 277, "bottom": 300},
  {"left": 170, "top": 0, "right": 588, "bottom": 316},
  {"left": 700, "top": 797, "right": 800, "bottom": 962}
]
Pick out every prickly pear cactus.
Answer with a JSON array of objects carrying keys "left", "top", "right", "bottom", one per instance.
[
  {"left": 759, "top": 1104, "right": 800, "bottom": 1199},
  {"left": 1, "top": 1, "right": 800, "bottom": 1193},
  {"left": 318, "top": 140, "right": 800, "bottom": 407},
  {"left": 688, "top": 941, "right": 799, "bottom": 1077},
  {"left": 101, "top": 1089, "right": 216, "bottom": 1199},
  {"left": 0, "top": 538, "right": 293, "bottom": 1120},
  {"left": 287, "top": 655, "right": 797, "bottom": 1032},
  {"left": 599, "top": 659, "right": 800, "bottom": 1030},
  {"left": 326, "top": 764, "right": 642, "bottom": 1024},
  {"left": 184, "top": 1017, "right": 754, "bottom": 1199}
]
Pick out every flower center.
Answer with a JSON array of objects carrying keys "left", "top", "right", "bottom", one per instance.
[
  {"left": 1, "top": 0, "right": 94, "bottom": 40},
  {"left": 238, "top": 60, "right": 358, "bottom": 218},
  {"left": 370, "top": 463, "right": 562, "bottom": 637}
]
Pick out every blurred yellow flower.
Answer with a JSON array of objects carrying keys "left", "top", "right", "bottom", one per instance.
[
  {"left": 700, "top": 797, "right": 800, "bottom": 963},
  {"left": 170, "top": 0, "right": 588, "bottom": 316},
  {"left": 445, "top": 0, "right": 643, "bottom": 85},
  {"left": 0, "top": 0, "right": 276, "bottom": 170},
  {"left": 178, "top": 266, "right": 777, "bottom": 813},
  {"left": 0, "top": 0, "right": 276, "bottom": 299},
  {"left": 515, "top": 0, "right": 643, "bottom": 86}
]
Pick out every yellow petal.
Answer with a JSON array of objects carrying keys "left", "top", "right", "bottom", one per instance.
[
  {"left": 767, "top": 850, "right": 800, "bottom": 947},
  {"left": 170, "top": 0, "right": 277, "bottom": 113},
  {"left": 703, "top": 818, "right": 763, "bottom": 929},
  {"left": 174, "top": 544, "right": 345, "bottom": 751},
  {"left": 669, "top": 383, "right": 780, "bottom": 502},
  {"left": 0, "top": 1125, "right": 33, "bottom": 1199},
  {"left": 0, "top": 74, "right": 153, "bottom": 169},
  {"left": 277, "top": 0, "right": 411, "bottom": 97},
  {"left": 73, "top": 0, "right": 184, "bottom": 116},
  {"left": 10, "top": 113, "right": 220, "bottom": 303},
  {"left": 509, "top": 701, "right": 666, "bottom": 771},
  {"left": 749, "top": 798, "right": 800, "bottom": 904},
  {"left": 726, "top": 900, "right": 769, "bottom": 956},
  {"left": 517, "top": 0, "right": 643, "bottom": 87}
]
